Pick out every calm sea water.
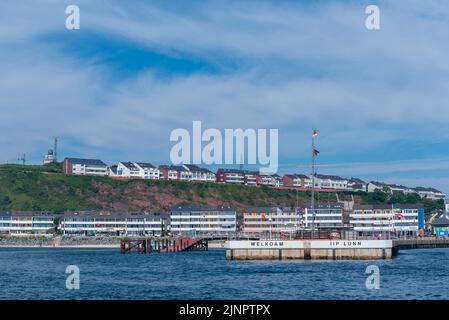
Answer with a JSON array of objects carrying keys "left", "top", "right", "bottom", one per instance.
[{"left": 0, "top": 247, "right": 448, "bottom": 300}]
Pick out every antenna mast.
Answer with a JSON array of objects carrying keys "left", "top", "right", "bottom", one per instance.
[
  {"left": 18, "top": 154, "right": 26, "bottom": 165},
  {"left": 53, "top": 136, "right": 58, "bottom": 162}
]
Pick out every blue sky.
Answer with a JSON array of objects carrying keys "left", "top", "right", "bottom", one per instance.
[{"left": 1, "top": 0, "right": 449, "bottom": 192}]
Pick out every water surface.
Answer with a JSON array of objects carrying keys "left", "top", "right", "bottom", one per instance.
[{"left": 0, "top": 248, "right": 447, "bottom": 299}]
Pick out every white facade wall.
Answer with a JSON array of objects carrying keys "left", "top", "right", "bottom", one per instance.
[
  {"left": 313, "top": 177, "right": 348, "bottom": 190},
  {"left": 170, "top": 209, "right": 236, "bottom": 234},
  {"left": 242, "top": 208, "right": 301, "bottom": 233},
  {"left": 225, "top": 173, "right": 245, "bottom": 184},
  {"left": 350, "top": 208, "right": 419, "bottom": 236},
  {"left": 0, "top": 215, "right": 55, "bottom": 236},
  {"left": 71, "top": 163, "right": 108, "bottom": 176},
  {"left": 134, "top": 163, "right": 160, "bottom": 180},
  {"left": 59, "top": 216, "right": 163, "bottom": 236},
  {"left": 303, "top": 207, "right": 344, "bottom": 229}
]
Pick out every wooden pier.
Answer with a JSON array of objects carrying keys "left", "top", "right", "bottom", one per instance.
[{"left": 120, "top": 238, "right": 208, "bottom": 254}]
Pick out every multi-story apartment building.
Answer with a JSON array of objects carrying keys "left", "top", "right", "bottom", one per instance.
[
  {"left": 350, "top": 204, "right": 424, "bottom": 237},
  {"left": 216, "top": 169, "right": 245, "bottom": 184},
  {"left": 58, "top": 211, "right": 164, "bottom": 236},
  {"left": 409, "top": 187, "right": 446, "bottom": 201},
  {"left": 116, "top": 161, "right": 141, "bottom": 178},
  {"left": 63, "top": 158, "right": 108, "bottom": 176},
  {"left": 242, "top": 207, "right": 301, "bottom": 234},
  {"left": 159, "top": 165, "right": 193, "bottom": 180},
  {"left": 0, "top": 212, "right": 55, "bottom": 236},
  {"left": 367, "top": 181, "right": 408, "bottom": 193},
  {"left": 260, "top": 174, "right": 283, "bottom": 187},
  {"left": 282, "top": 174, "right": 312, "bottom": 188},
  {"left": 216, "top": 169, "right": 261, "bottom": 185},
  {"left": 169, "top": 205, "right": 236, "bottom": 235},
  {"left": 244, "top": 171, "right": 260, "bottom": 186},
  {"left": 182, "top": 165, "right": 216, "bottom": 182},
  {"left": 347, "top": 177, "right": 367, "bottom": 192},
  {"left": 134, "top": 162, "right": 160, "bottom": 180},
  {"left": 313, "top": 174, "right": 348, "bottom": 190},
  {"left": 302, "top": 204, "right": 344, "bottom": 229}
]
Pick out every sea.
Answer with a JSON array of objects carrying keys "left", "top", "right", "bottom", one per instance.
[{"left": 0, "top": 247, "right": 448, "bottom": 300}]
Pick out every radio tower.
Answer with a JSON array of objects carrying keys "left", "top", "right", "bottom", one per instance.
[
  {"left": 53, "top": 137, "right": 58, "bottom": 162},
  {"left": 18, "top": 154, "right": 26, "bottom": 165}
]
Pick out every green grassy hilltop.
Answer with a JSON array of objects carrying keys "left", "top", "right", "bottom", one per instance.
[{"left": 0, "top": 164, "right": 443, "bottom": 214}]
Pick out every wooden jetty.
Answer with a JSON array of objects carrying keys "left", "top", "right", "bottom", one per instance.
[{"left": 120, "top": 237, "right": 208, "bottom": 254}]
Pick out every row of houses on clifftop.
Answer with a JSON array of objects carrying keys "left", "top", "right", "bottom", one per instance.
[{"left": 62, "top": 157, "right": 446, "bottom": 200}]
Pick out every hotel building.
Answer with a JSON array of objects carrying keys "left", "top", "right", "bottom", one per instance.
[
  {"left": 58, "top": 211, "right": 164, "bottom": 236},
  {"left": 0, "top": 212, "right": 55, "bottom": 236},
  {"left": 350, "top": 204, "right": 424, "bottom": 237},
  {"left": 242, "top": 207, "right": 301, "bottom": 234},
  {"left": 302, "top": 204, "right": 344, "bottom": 229},
  {"left": 169, "top": 205, "right": 237, "bottom": 235}
]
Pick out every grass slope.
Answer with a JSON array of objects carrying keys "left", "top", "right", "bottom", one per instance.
[{"left": 0, "top": 164, "right": 443, "bottom": 214}]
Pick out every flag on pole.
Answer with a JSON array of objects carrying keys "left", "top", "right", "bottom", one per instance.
[
  {"left": 312, "top": 129, "right": 320, "bottom": 137},
  {"left": 394, "top": 213, "right": 404, "bottom": 219}
]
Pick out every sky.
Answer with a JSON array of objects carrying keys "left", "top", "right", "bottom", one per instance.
[{"left": 1, "top": 0, "right": 449, "bottom": 192}]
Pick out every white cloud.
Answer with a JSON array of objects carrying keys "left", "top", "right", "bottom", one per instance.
[{"left": 1, "top": 0, "right": 449, "bottom": 193}]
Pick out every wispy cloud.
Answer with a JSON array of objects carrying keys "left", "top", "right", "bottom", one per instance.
[{"left": 1, "top": 0, "right": 449, "bottom": 191}]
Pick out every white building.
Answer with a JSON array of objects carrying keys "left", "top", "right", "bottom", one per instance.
[
  {"left": 367, "top": 181, "right": 407, "bottom": 193},
  {"left": 350, "top": 205, "right": 424, "bottom": 237},
  {"left": 216, "top": 169, "right": 245, "bottom": 184},
  {"left": 0, "top": 212, "right": 55, "bottom": 236},
  {"left": 43, "top": 149, "right": 56, "bottom": 165},
  {"left": 242, "top": 207, "right": 301, "bottom": 234},
  {"left": 108, "top": 165, "right": 118, "bottom": 177},
  {"left": 63, "top": 158, "right": 108, "bottom": 176},
  {"left": 282, "top": 174, "right": 312, "bottom": 188},
  {"left": 410, "top": 187, "right": 446, "bottom": 201},
  {"left": 260, "top": 174, "right": 283, "bottom": 187},
  {"left": 244, "top": 171, "right": 259, "bottom": 186},
  {"left": 347, "top": 178, "right": 367, "bottom": 192},
  {"left": 134, "top": 162, "right": 160, "bottom": 180},
  {"left": 59, "top": 211, "right": 164, "bottom": 236},
  {"left": 158, "top": 165, "right": 193, "bottom": 180},
  {"left": 169, "top": 205, "right": 236, "bottom": 235},
  {"left": 183, "top": 165, "right": 215, "bottom": 182},
  {"left": 313, "top": 174, "right": 348, "bottom": 190},
  {"left": 116, "top": 161, "right": 141, "bottom": 178},
  {"left": 303, "top": 205, "right": 344, "bottom": 229}
]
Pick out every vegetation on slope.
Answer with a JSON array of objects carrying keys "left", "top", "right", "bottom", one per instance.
[{"left": 0, "top": 164, "right": 443, "bottom": 214}]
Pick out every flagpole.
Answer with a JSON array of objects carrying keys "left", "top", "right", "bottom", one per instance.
[{"left": 311, "top": 129, "right": 315, "bottom": 238}]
